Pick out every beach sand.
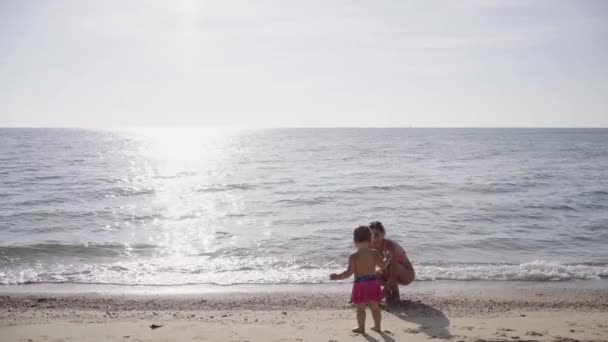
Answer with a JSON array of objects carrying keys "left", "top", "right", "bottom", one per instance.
[{"left": 1, "top": 286, "right": 607, "bottom": 342}]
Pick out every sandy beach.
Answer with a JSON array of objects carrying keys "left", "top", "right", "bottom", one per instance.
[{"left": 1, "top": 286, "right": 607, "bottom": 342}]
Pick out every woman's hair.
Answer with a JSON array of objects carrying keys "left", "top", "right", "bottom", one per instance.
[
  {"left": 353, "top": 225, "right": 371, "bottom": 243},
  {"left": 369, "top": 221, "right": 385, "bottom": 234}
]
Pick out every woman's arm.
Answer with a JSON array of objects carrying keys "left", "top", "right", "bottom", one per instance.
[
  {"left": 330, "top": 254, "right": 355, "bottom": 280},
  {"left": 375, "top": 250, "right": 392, "bottom": 270},
  {"left": 382, "top": 240, "right": 402, "bottom": 296}
]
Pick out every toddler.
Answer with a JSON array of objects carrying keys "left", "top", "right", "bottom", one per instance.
[{"left": 330, "top": 225, "right": 391, "bottom": 333}]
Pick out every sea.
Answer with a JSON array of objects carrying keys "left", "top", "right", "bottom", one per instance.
[{"left": 1, "top": 128, "right": 607, "bottom": 289}]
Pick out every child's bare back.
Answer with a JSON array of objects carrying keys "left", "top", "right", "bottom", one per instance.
[
  {"left": 330, "top": 225, "right": 392, "bottom": 334},
  {"left": 352, "top": 247, "right": 385, "bottom": 279}
]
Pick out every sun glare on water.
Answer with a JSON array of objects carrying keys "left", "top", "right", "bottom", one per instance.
[
  {"left": 117, "top": 127, "right": 250, "bottom": 258},
  {"left": 131, "top": 127, "right": 243, "bottom": 165}
]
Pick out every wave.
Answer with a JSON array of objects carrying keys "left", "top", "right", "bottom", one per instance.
[
  {"left": 23, "top": 175, "right": 64, "bottom": 181},
  {"left": 0, "top": 192, "right": 18, "bottom": 198},
  {"left": 524, "top": 204, "right": 578, "bottom": 212},
  {"left": 584, "top": 223, "right": 608, "bottom": 232},
  {"left": 260, "top": 179, "right": 296, "bottom": 186},
  {"left": 459, "top": 183, "right": 522, "bottom": 194},
  {"left": 195, "top": 183, "right": 257, "bottom": 193},
  {"left": 0, "top": 243, "right": 159, "bottom": 259},
  {"left": 275, "top": 196, "right": 333, "bottom": 206},
  {"left": 0, "top": 210, "right": 91, "bottom": 220},
  {"left": 583, "top": 190, "right": 608, "bottom": 196},
  {"left": 336, "top": 184, "right": 433, "bottom": 194},
  {"left": 414, "top": 261, "right": 608, "bottom": 281},
  {"left": 106, "top": 187, "right": 156, "bottom": 197},
  {"left": 13, "top": 198, "right": 69, "bottom": 206},
  {"left": 1, "top": 260, "right": 606, "bottom": 286},
  {"left": 0, "top": 210, "right": 166, "bottom": 223}
]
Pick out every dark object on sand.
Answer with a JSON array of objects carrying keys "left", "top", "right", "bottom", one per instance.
[
  {"left": 149, "top": 324, "right": 163, "bottom": 330},
  {"left": 475, "top": 339, "right": 540, "bottom": 342},
  {"left": 553, "top": 338, "right": 581, "bottom": 342},
  {"left": 475, "top": 340, "right": 540, "bottom": 342}
]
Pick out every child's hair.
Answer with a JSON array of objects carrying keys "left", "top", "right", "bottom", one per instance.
[
  {"left": 369, "top": 221, "right": 385, "bottom": 234},
  {"left": 353, "top": 225, "right": 372, "bottom": 243}
]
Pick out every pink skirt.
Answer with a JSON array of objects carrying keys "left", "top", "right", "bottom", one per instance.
[{"left": 351, "top": 276, "right": 383, "bottom": 304}]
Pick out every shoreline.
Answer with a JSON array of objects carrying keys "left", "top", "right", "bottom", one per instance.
[
  {"left": 2, "top": 285, "right": 608, "bottom": 341},
  {"left": 2, "top": 286, "right": 608, "bottom": 314},
  {"left": 2, "top": 279, "right": 607, "bottom": 295}
]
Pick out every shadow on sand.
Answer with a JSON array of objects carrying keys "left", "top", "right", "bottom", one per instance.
[
  {"left": 383, "top": 299, "right": 451, "bottom": 338},
  {"left": 361, "top": 331, "right": 396, "bottom": 342}
]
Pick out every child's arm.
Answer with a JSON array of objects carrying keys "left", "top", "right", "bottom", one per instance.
[
  {"left": 375, "top": 250, "right": 392, "bottom": 270},
  {"left": 330, "top": 254, "right": 355, "bottom": 280}
]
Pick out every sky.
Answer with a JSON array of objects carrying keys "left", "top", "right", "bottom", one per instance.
[{"left": 0, "top": 0, "right": 607, "bottom": 128}]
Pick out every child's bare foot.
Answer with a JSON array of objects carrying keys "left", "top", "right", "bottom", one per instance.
[
  {"left": 352, "top": 327, "right": 365, "bottom": 334},
  {"left": 371, "top": 326, "right": 381, "bottom": 333}
]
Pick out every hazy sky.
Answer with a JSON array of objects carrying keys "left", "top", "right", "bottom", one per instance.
[{"left": 1, "top": 0, "right": 607, "bottom": 127}]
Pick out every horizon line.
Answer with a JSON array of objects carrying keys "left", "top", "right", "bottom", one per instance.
[{"left": 1, "top": 126, "right": 608, "bottom": 130}]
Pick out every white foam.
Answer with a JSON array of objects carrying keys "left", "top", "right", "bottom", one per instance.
[
  {"left": 415, "top": 260, "right": 608, "bottom": 281},
  {"left": 0, "top": 260, "right": 606, "bottom": 286}
]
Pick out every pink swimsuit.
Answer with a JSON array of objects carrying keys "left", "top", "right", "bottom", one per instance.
[
  {"left": 383, "top": 240, "right": 407, "bottom": 264},
  {"left": 351, "top": 275, "right": 383, "bottom": 304}
]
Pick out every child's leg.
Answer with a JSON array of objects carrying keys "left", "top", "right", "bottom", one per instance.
[
  {"left": 369, "top": 301, "right": 381, "bottom": 332},
  {"left": 352, "top": 304, "right": 366, "bottom": 333}
]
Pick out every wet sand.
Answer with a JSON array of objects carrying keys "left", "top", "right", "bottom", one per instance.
[{"left": 1, "top": 287, "right": 607, "bottom": 341}]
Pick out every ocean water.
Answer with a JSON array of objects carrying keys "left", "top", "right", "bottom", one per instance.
[{"left": 1, "top": 128, "right": 607, "bottom": 287}]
